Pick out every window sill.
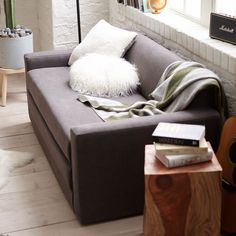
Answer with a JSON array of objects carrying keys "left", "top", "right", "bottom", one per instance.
[{"left": 118, "top": 5, "right": 236, "bottom": 75}]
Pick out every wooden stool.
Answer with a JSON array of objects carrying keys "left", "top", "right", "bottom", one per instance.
[
  {"left": 0, "top": 67, "right": 25, "bottom": 106},
  {"left": 144, "top": 144, "right": 222, "bottom": 236}
]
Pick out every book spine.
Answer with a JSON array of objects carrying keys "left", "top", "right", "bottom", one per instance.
[
  {"left": 153, "top": 136, "right": 199, "bottom": 147},
  {"left": 156, "top": 148, "right": 207, "bottom": 155},
  {"left": 168, "top": 152, "right": 213, "bottom": 168},
  {"left": 156, "top": 150, "right": 213, "bottom": 168},
  {"left": 155, "top": 153, "right": 169, "bottom": 167}
]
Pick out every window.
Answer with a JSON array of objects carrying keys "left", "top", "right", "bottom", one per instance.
[
  {"left": 169, "top": 0, "right": 201, "bottom": 19},
  {"left": 215, "top": 0, "right": 236, "bottom": 16},
  {"left": 168, "top": 0, "right": 236, "bottom": 27}
]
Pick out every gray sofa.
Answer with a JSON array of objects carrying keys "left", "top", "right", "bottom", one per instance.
[{"left": 25, "top": 34, "right": 223, "bottom": 225}]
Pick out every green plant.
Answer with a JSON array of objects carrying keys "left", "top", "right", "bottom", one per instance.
[{"left": 4, "top": 0, "right": 16, "bottom": 29}]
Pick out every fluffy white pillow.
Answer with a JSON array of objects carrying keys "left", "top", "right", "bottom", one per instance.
[
  {"left": 68, "top": 20, "right": 137, "bottom": 65},
  {"left": 69, "top": 53, "right": 140, "bottom": 97}
]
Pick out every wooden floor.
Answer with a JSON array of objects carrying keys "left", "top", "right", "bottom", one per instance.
[{"left": 0, "top": 75, "right": 143, "bottom": 236}]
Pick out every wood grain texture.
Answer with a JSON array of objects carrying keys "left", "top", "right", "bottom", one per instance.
[
  {"left": 216, "top": 117, "right": 236, "bottom": 233},
  {"left": 144, "top": 145, "right": 222, "bottom": 236},
  {"left": 9, "top": 217, "right": 143, "bottom": 236},
  {"left": 0, "top": 114, "right": 33, "bottom": 138},
  {"left": 144, "top": 174, "right": 191, "bottom": 236},
  {"left": 0, "top": 68, "right": 25, "bottom": 75},
  {"left": 217, "top": 117, "right": 236, "bottom": 188},
  {"left": 221, "top": 188, "right": 236, "bottom": 233},
  {"left": 0, "top": 68, "right": 25, "bottom": 106},
  {"left": 0, "top": 94, "right": 28, "bottom": 118},
  {"left": 1, "top": 74, "right": 7, "bottom": 106},
  {"left": 0, "top": 133, "right": 38, "bottom": 149},
  {"left": 0, "top": 186, "right": 76, "bottom": 233}
]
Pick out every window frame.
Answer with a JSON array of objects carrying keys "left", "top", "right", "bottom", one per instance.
[{"left": 168, "top": 0, "right": 216, "bottom": 27}]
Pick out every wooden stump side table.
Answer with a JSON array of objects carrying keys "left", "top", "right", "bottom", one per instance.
[
  {"left": 0, "top": 67, "right": 25, "bottom": 106},
  {"left": 144, "top": 144, "right": 222, "bottom": 236}
]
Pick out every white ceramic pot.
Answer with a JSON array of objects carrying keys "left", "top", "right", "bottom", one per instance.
[{"left": 0, "top": 33, "right": 33, "bottom": 69}]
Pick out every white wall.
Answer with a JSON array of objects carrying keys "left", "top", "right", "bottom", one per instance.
[
  {"left": 37, "top": 0, "right": 54, "bottom": 51},
  {"left": 80, "top": 0, "right": 109, "bottom": 39},
  {"left": 52, "top": 0, "right": 78, "bottom": 50},
  {"left": 15, "top": 0, "right": 40, "bottom": 51},
  {"left": 52, "top": 0, "right": 109, "bottom": 50},
  {"left": 1, "top": 0, "right": 109, "bottom": 50},
  {"left": 37, "top": 0, "right": 109, "bottom": 50}
]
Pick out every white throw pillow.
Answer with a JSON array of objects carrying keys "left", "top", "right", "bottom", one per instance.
[
  {"left": 68, "top": 20, "right": 137, "bottom": 65},
  {"left": 69, "top": 53, "right": 140, "bottom": 97}
]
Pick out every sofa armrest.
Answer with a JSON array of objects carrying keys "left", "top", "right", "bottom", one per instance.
[
  {"left": 70, "top": 108, "right": 221, "bottom": 224},
  {"left": 24, "top": 49, "right": 73, "bottom": 72}
]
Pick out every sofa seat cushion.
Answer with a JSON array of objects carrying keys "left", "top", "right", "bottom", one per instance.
[{"left": 27, "top": 67, "right": 147, "bottom": 160}]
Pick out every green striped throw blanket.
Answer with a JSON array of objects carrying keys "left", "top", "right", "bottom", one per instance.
[{"left": 78, "top": 61, "right": 225, "bottom": 121}]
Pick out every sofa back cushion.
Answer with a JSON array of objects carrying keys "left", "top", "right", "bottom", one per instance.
[{"left": 124, "top": 34, "right": 182, "bottom": 99}]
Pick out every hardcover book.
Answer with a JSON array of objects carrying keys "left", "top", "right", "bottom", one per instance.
[
  {"left": 152, "top": 122, "right": 205, "bottom": 147},
  {"left": 134, "top": 0, "right": 139, "bottom": 9},
  {"left": 155, "top": 138, "right": 208, "bottom": 155},
  {"left": 127, "top": 0, "right": 131, "bottom": 5},
  {"left": 155, "top": 148, "right": 213, "bottom": 168}
]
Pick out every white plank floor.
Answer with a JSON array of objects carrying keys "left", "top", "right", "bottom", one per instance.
[{"left": 0, "top": 74, "right": 143, "bottom": 236}]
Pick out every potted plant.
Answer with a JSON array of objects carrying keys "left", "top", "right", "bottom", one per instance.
[{"left": 0, "top": 0, "right": 33, "bottom": 69}]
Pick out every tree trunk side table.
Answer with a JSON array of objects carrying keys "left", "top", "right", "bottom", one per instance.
[
  {"left": 0, "top": 68, "right": 25, "bottom": 106},
  {"left": 144, "top": 144, "right": 222, "bottom": 236}
]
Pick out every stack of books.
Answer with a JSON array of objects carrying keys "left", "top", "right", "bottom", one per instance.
[{"left": 152, "top": 122, "right": 213, "bottom": 168}]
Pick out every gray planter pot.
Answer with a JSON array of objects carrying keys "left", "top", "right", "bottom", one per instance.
[{"left": 0, "top": 34, "right": 33, "bottom": 69}]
